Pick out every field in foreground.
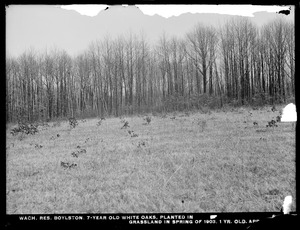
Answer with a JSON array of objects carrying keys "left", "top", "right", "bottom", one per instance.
[{"left": 6, "top": 106, "right": 296, "bottom": 214}]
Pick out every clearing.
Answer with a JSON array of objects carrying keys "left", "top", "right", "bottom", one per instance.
[{"left": 6, "top": 106, "right": 296, "bottom": 214}]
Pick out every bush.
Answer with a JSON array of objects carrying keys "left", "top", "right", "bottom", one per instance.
[
  {"left": 68, "top": 117, "right": 78, "bottom": 129},
  {"left": 11, "top": 122, "right": 38, "bottom": 136},
  {"left": 144, "top": 116, "right": 151, "bottom": 125}
]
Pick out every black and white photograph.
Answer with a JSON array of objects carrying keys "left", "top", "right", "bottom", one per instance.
[{"left": 5, "top": 3, "right": 297, "bottom": 227}]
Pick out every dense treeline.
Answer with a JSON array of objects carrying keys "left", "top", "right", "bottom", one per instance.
[{"left": 6, "top": 17, "right": 294, "bottom": 123}]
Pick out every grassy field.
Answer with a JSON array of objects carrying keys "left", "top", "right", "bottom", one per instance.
[{"left": 6, "top": 105, "right": 296, "bottom": 214}]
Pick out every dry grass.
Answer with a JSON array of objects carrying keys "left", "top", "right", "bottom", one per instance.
[{"left": 6, "top": 106, "right": 296, "bottom": 214}]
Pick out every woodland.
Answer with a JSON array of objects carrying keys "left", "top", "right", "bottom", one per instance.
[{"left": 6, "top": 17, "right": 294, "bottom": 122}]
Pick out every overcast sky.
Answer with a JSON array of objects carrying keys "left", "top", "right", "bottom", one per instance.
[
  {"left": 59, "top": 4, "right": 291, "bottom": 17},
  {"left": 6, "top": 5, "right": 293, "bottom": 57}
]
